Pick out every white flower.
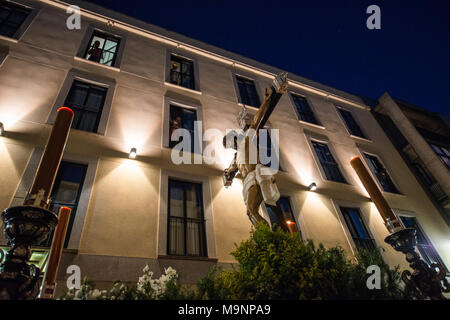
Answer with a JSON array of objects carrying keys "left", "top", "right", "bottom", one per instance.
[{"left": 91, "top": 289, "right": 101, "bottom": 299}]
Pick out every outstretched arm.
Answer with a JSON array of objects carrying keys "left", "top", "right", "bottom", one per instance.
[
  {"left": 223, "top": 153, "right": 238, "bottom": 186},
  {"left": 251, "top": 72, "right": 288, "bottom": 132}
]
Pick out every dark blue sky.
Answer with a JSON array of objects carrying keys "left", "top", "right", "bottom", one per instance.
[{"left": 86, "top": 0, "right": 450, "bottom": 116}]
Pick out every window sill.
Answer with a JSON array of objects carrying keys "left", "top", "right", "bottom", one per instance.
[
  {"left": 298, "top": 120, "right": 325, "bottom": 130},
  {"left": 350, "top": 134, "right": 372, "bottom": 143},
  {"left": 158, "top": 255, "right": 217, "bottom": 262},
  {"left": 74, "top": 56, "right": 120, "bottom": 72},
  {"left": 164, "top": 81, "right": 202, "bottom": 95},
  {"left": 238, "top": 102, "right": 259, "bottom": 110},
  {"left": 382, "top": 190, "right": 404, "bottom": 197},
  {"left": 0, "top": 35, "right": 19, "bottom": 44}
]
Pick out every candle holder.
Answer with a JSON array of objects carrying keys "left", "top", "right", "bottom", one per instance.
[
  {"left": 384, "top": 227, "right": 449, "bottom": 300},
  {"left": 0, "top": 206, "right": 58, "bottom": 300}
]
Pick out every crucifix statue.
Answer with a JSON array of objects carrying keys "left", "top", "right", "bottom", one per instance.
[{"left": 222, "top": 72, "right": 292, "bottom": 232}]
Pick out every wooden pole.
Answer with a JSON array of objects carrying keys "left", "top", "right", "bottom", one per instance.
[
  {"left": 350, "top": 156, "right": 402, "bottom": 233},
  {"left": 24, "top": 107, "right": 74, "bottom": 209},
  {"left": 39, "top": 206, "right": 72, "bottom": 299}
]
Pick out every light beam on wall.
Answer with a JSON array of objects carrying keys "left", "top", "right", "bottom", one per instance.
[{"left": 308, "top": 182, "right": 317, "bottom": 191}]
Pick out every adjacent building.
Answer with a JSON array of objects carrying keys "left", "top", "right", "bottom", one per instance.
[
  {"left": 374, "top": 94, "right": 450, "bottom": 227},
  {"left": 0, "top": 0, "right": 448, "bottom": 295}
]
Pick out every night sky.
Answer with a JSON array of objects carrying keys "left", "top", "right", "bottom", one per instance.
[{"left": 85, "top": 0, "right": 450, "bottom": 117}]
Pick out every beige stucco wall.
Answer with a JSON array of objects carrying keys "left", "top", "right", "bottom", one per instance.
[{"left": 0, "top": 0, "right": 448, "bottom": 284}]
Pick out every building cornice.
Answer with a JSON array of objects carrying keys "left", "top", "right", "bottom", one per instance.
[{"left": 39, "top": 0, "right": 370, "bottom": 111}]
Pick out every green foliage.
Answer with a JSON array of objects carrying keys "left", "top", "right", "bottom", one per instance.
[
  {"left": 196, "top": 223, "right": 411, "bottom": 300},
  {"left": 61, "top": 223, "right": 411, "bottom": 300}
]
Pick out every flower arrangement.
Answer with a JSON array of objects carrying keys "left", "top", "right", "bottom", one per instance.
[{"left": 61, "top": 265, "right": 179, "bottom": 300}]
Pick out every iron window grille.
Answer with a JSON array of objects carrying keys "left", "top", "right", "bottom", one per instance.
[{"left": 400, "top": 216, "right": 449, "bottom": 273}]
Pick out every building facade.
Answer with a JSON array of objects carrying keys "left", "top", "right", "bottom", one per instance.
[
  {"left": 374, "top": 94, "right": 450, "bottom": 227},
  {"left": 0, "top": 0, "right": 448, "bottom": 294}
]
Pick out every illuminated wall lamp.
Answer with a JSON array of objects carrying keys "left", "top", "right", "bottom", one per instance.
[
  {"left": 0, "top": 122, "right": 4, "bottom": 136},
  {"left": 308, "top": 182, "right": 317, "bottom": 191},
  {"left": 286, "top": 220, "right": 295, "bottom": 225},
  {"left": 129, "top": 148, "right": 137, "bottom": 159}
]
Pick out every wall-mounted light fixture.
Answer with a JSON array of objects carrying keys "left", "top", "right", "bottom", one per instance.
[
  {"left": 286, "top": 220, "right": 295, "bottom": 225},
  {"left": 129, "top": 148, "right": 137, "bottom": 159},
  {"left": 308, "top": 182, "right": 317, "bottom": 191},
  {"left": 0, "top": 122, "right": 4, "bottom": 136}
]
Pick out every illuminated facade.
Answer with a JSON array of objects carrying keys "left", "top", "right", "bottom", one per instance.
[{"left": 0, "top": 0, "right": 449, "bottom": 294}]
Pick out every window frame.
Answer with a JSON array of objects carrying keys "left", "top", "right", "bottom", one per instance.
[
  {"left": 63, "top": 79, "right": 108, "bottom": 133},
  {"left": 360, "top": 150, "right": 402, "bottom": 194},
  {"left": 5, "top": 148, "right": 98, "bottom": 250},
  {"left": 0, "top": 0, "right": 38, "bottom": 42},
  {"left": 307, "top": 136, "right": 348, "bottom": 184},
  {"left": 167, "top": 178, "right": 207, "bottom": 257},
  {"left": 162, "top": 96, "right": 204, "bottom": 153},
  {"left": 332, "top": 200, "right": 378, "bottom": 256},
  {"left": 165, "top": 50, "right": 201, "bottom": 94},
  {"left": 40, "top": 161, "right": 88, "bottom": 248},
  {"left": 261, "top": 195, "right": 304, "bottom": 238},
  {"left": 232, "top": 73, "right": 263, "bottom": 110},
  {"left": 336, "top": 105, "right": 369, "bottom": 140},
  {"left": 397, "top": 213, "right": 449, "bottom": 274},
  {"left": 158, "top": 169, "right": 216, "bottom": 260},
  {"left": 429, "top": 143, "right": 450, "bottom": 169},
  {"left": 0, "top": 44, "right": 7, "bottom": 66},
  {"left": 75, "top": 25, "right": 126, "bottom": 69},
  {"left": 339, "top": 206, "right": 377, "bottom": 252},
  {"left": 47, "top": 69, "right": 116, "bottom": 136},
  {"left": 288, "top": 92, "right": 322, "bottom": 127},
  {"left": 83, "top": 30, "right": 121, "bottom": 67}
]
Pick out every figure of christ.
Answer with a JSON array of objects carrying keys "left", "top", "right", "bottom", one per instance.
[{"left": 222, "top": 72, "right": 292, "bottom": 233}]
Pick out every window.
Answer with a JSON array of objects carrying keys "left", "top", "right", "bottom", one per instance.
[
  {"left": 340, "top": 207, "right": 376, "bottom": 251},
  {"left": 236, "top": 75, "right": 260, "bottom": 108},
  {"left": 168, "top": 179, "right": 206, "bottom": 257},
  {"left": 169, "top": 104, "right": 197, "bottom": 151},
  {"left": 291, "top": 94, "right": 319, "bottom": 125},
  {"left": 0, "top": 1, "right": 30, "bottom": 38},
  {"left": 266, "top": 197, "right": 299, "bottom": 234},
  {"left": 400, "top": 216, "right": 448, "bottom": 273},
  {"left": 64, "top": 80, "right": 107, "bottom": 133},
  {"left": 40, "top": 161, "right": 87, "bottom": 247},
  {"left": 364, "top": 153, "right": 399, "bottom": 193},
  {"left": 430, "top": 143, "right": 450, "bottom": 169},
  {"left": 312, "top": 141, "right": 346, "bottom": 183},
  {"left": 169, "top": 55, "right": 195, "bottom": 90},
  {"left": 337, "top": 107, "right": 366, "bottom": 138},
  {"left": 84, "top": 31, "right": 120, "bottom": 66}
]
